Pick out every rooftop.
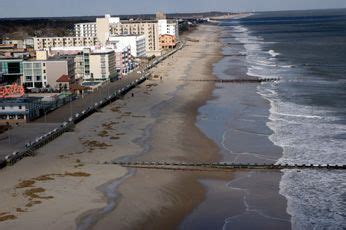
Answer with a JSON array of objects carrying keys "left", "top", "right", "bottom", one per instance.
[
  {"left": 0, "top": 97, "right": 42, "bottom": 105},
  {"left": 56, "top": 74, "right": 70, "bottom": 83}
]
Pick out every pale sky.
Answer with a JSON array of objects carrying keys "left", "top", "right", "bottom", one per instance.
[{"left": 1, "top": 0, "right": 346, "bottom": 18}]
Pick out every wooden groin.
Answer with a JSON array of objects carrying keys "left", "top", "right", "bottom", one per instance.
[
  {"left": 185, "top": 78, "right": 280, "bottom": 83},
  {"left": 109, "top": 161, "right": 346, "bottom": 171}
]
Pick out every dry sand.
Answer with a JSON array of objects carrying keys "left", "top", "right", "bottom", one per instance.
[{"left": 0, "top": 24, "right": 225, "bottom": 229}]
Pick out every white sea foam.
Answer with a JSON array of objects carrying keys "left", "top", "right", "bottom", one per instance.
[
  {"left": 268, "top": 49, "right": 281, "bottom": 57},
  {"left": 280, "top": 65, "right": 295, "bottom": 68}
]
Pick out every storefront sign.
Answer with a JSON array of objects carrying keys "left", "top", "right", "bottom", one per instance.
[{"left": 0, "top": 83, "right": 25, "bottom": 98}]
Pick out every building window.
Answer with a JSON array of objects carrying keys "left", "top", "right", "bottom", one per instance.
[
  {"left": 23, "top": 63, "right": 32, "bottom": 68},
  {"left": 33, "top": 63, "right": 41, "bottom": 68},
  {"left": 9, "top": 115, "right": 15, "bottom": 120},
  {"left": 19, "top": 106, "right": 22, "bottom": 109},
  {"left": 26, "top": 76, "right": 32, "bottom": 81},
  {"left": 1, "top": 107, "right": 5, "bottom": 110},
  {"left": 36, "top": 76, "right": 41, "bottom": 81}
]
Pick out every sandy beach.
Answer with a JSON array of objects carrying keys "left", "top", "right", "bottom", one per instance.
[
  {"left": 88, "top": 24, "right": 227, "bottom": 230},
  {"left": 0, "top": 24, "right": 225, "bottom": 229}
]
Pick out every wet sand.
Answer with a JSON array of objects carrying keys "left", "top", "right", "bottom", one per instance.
[{"left": 180, "top": 28, "right": 291, "bottom": 229}]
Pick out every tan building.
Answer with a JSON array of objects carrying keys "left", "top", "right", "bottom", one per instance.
[
  {"left": 96, "top": 14, "right": 120, "bottom": 47},
  {"left": 33, "top": 36, "right": 98, "bottom": 51}
]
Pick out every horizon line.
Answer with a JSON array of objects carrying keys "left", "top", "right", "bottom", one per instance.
[{"left": 0, "top": 7, "right": 345, "bottom": 20}]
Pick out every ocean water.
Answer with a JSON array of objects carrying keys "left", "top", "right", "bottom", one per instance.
[
  {"left": 231, "top": 9, "right": 346, "bottom": 229},
  {"left": 182, "top": 9, "right": 346, "bottom": 230}
]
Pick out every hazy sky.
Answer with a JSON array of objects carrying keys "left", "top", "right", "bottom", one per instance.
[{"left": 1, "top": 0, "right": 346, "bottom": 18}]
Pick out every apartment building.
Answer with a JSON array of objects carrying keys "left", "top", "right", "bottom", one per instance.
[
  {"left": 33, "top": 36, "right": 98, "bottom": 50},
  {"left": 74, "top": 22, "right": 97, "bottom": 37},
  {"left": 82, "top": 48, "right": 117, "bottom": 81},
  {"left": 108, "top": 35, "right": 146, "bottom": 57}
]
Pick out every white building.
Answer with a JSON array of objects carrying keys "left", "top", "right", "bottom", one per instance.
[
  {"left": 74, "top": 22, "right": 97, "bottom": 37},
  {"left": 158, "top": 19, "right": 179, "bottom": 39},
  {"left": 108, "top": 35, "right": 146, "bottom": 57}
]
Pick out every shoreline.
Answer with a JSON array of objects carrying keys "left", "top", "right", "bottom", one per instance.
[{"left": 179, "top": 20, "right": 291, "bottom": 229}]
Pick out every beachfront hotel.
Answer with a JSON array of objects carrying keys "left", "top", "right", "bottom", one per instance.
[{"left": 33, "top": 13, "right": 179, "bottom": 57}]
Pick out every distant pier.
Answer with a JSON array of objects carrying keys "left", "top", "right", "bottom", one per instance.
[{"left": 185, "top": 78, "right": 280, "bottom": 83}]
